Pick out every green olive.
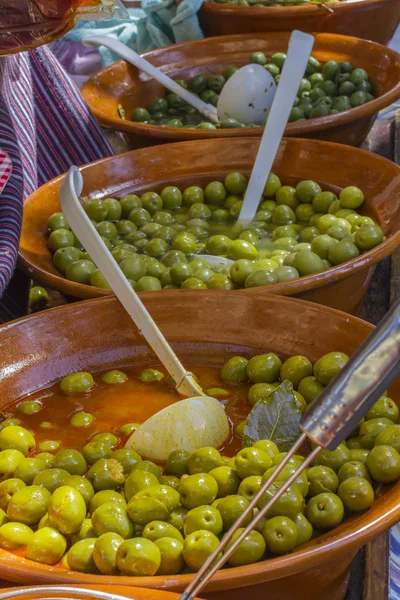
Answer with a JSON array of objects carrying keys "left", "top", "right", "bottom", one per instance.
[
  {"left": 60, "top": 372, "right": 94, "bottom": 394},
  {"left": 0, "top": 478, "right": 26, "bottom": 511},
  {"left": 0, "top": 522, "right": 34, "bottom": 550},
  {"left": 67, "top": 538, "right": 98, "bottom": 573},
  {"left": 247, "top": 353, "right": 282, "bottom": 384},
  {"left": 48, "top": 486, "right": 87, "bottom": 535},
  {"left": 306, "top": 492, "right": 344, "bottom": 529},
  {"left": 220, "top": 356, "right": 248, "bottom": 383},
  {"left": 337, "top": 477, "right": 374, "bottom": 512},
  {"left": 26, "top": 527, "right": 67, "bottom": 565},
  {"left": 7, "top": 485, "right": 51, "bottom": 526},
  {"left": 33, "top": 468, "right": 70, "bottom": 493},
  {"left": 87, "top": 458, "right": 125, "bottom": 491},
  {"left": 313, "top": 352, "right": 349, "bottom": 385},
  {"left": 53, "top": 449, "right": 87, "bottom": 476},
  {"left": 262, "top": 516, "right": 297, "bottom": 554},
  {"left": 116, "top": 538, "right": 161, "bottom": 575},
  {"left": 92, "top": 502, "right": 134, "bottom": 539},
  {"left": 93, "top": 532, "right": 124, "bottom": 575},
  {"left": 209, "top": 466, "right": 241, "bottom": 498},
  {"left": 0, "top": 427, "right": 35, "bottom": 456},
  {"left": 183, "top": 530, "right": 220, "bottom": 571},
  {"left": 188, "top": 447, "right": 223, "bottom": 474}
]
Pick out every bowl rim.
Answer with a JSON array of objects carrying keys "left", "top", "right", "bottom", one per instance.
[
  {"left": 80, "top": 31, "right": 400, "bottom": 139},
  {"left": 201, "top": 0, "right": 395, "bottom": 15},
  {"left": 1, "top": 292, "right": 400, "bottom": 588},
  {"left": 18, "top": 136, "right": 400, "bottom": 300}
]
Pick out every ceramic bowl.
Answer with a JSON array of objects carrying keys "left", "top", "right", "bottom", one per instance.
[
  {"left": 0, "top": 292, "right": 400, "bottom": 600},
  {"left": 0, "top": 585, "right": 193, "bottom": 600},
  {"left": 19, "top": 137, "right": 400, "bottom": 313},
  {"left": 199, "top": 0, "right": 400, "bottom": 45},
  {"left": 81, "top": 32, "right": 400, "bottom": 148}
]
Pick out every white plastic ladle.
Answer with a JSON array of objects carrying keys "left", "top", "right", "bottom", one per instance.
[
  {"left": 59, "top": 167, "right": 205, "bottom": 399},
  {"left": 238, "top": 30, "right": 315, "bottom": 226},
  {"left": 83, "top": 36, "right": 276, "bottom": 126},
  {"left": 195, "top": 30, "right": 315, "bottom": 268}
]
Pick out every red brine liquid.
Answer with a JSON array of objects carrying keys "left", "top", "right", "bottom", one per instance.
[{"left": 0, "top": 0, "right": 109, "bottom": 54}]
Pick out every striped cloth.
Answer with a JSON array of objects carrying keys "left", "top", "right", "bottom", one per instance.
[{"left": 0, "top": 45, "right": 113, "bottom": 318}]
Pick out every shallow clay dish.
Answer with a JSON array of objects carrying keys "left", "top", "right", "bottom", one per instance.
[
  {"left": 0, "top": 585, "right": 192, "bottom": 600},
  {"left": 1, "top": 292, "right": 400, "bottom": 600},
  {"left": 81, "top": 32, "right": 400, "bottom": 148},
  {"left": 199, "top": 0, "right": 400, "bottom": 45},
  {"left": 19, "top": 137, "right": 400, "bottom": 313}
]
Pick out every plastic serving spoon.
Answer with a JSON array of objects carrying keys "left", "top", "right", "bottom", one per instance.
[
  {"left": 238, "top": 30, "right": 315, "bottom": 226},
  {"left": 83, "top": 36, "right": 219, "bottom": 123},
  {"left": 83, "top": 35, "right": 276, "bottom": 126},
  {"left": 195, "top": 31, "right": 314, "bottom": 268},
  {"left": 60, "top": 166, "right": 204, "bottom": 398},
  {"left": 60, "top": 169, "right": 230, "bottom": 456}
]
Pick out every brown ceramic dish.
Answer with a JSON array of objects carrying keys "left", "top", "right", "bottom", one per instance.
[
  {"left": 81, "top": 32, "right": 400, "bottom": 148},
  {"left": 199, "top": 0, "right": 400, "bottom": 45},
  {"left": 0, "top": 585, "right": 192, "bottom": 600},
  {"left": 0, "top": 292, "right": 400, "bottom": 600},
  {"left": 19, "top": 137, "right": 400, "bottom": 313}
]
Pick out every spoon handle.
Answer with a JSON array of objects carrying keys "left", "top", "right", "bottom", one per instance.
[
  {"left": 59, "top": 166, "right": 204, "bottom": 398},
  {"left": 238, "top": 30, "right": 314, "bottom": 225},
  {"left": 83, "top": 36, "right": 219, "bottom": 124}
]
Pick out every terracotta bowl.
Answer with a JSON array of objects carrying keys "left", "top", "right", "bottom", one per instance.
[
  {"left": 81, "top": 32, "right": 400, "bottom": 148},
  {"left": 19, "top": 137, "right": 400, "bottom": 313},
  {"left": 1, "top": 292, "right": 400, "bottom": 600},
  {"left": 0, "top": 585, "right": 193, "bottom": 600},
  {"left": 199, "top": 0, "right": 400, "bottom": 45}
]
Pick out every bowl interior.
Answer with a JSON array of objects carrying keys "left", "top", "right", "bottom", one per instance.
[
  {"left": 1, "top": 292, "right": 400, "bottom": 588},
  {"left": 19, "top": 137, "right": 400, "bottom": 299},
  {"left": 81, "top": 32, "right": 400, "bottom": 138}
]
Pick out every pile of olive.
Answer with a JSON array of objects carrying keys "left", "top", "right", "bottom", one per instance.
[
  {"left": 47, "top": 171, "right": 384, "bottom": 292},
  {"left": 0, "top": 349, "right": 398, "bottom": 576},
  {"left": 220, "top": 351, "right": 399, "bottom": 440},
  {"left": 129, "top": 53, "right": 374, "bottom": 129}
]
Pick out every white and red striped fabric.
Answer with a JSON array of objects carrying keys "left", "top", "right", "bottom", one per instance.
[
  {"left": 0, "top": 45, "right": 114, "bottom": 316},
  {"left": 0, "top": 149, "right": 11, "bottom": 195}
]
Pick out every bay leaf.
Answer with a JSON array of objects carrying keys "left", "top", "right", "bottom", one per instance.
[{"left": 243, "top": 380, "right": 302, "bottom": 452}]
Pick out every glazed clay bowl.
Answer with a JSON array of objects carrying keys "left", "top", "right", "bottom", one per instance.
[
  {"left": 80, "top": 32, "right": 400, "bottom": 148},
  {"left": 19, "top": 137, "right": 400, "bottom": 313},
  {"left": 1, "top": 292, "right": 400, "bottom": 600},
  {"left": 199, "top": 0, "right": 400, "bottom": 45},
  {"left": 0, "top": 585, "right": 194, "bottom": 600}
]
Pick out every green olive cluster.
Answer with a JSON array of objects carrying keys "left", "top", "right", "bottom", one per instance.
[
  {"left": 220, "top": 352, "right": 399, "bottom": 444},
  {"left": 0, "top": 354, "right": 398, "bottom": 575},
  {"left": 47, "top": 171, "right": 383, "bottom": 292},
  {"left": 128, "top": 53, "right": 374, "bottom": 129}
]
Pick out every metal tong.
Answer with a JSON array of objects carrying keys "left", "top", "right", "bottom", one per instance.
[
  {"left": 0, "top": 587, "right": 131, "bottom": 600},
  {"left": 181, "top": 299, "right": 400, "bottom": 600}
]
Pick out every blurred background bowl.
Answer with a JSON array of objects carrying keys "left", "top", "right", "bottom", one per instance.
[{"left": 199, "top": 0, "right": 400, "bottom": 44}]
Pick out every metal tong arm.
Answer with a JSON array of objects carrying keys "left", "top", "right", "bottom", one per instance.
[{"left": 301, "top": 299, "right": 400, "bottom": 450}]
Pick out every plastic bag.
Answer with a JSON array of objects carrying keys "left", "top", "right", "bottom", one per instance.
[{"left": 0, "top": 0, "right": 128, "bottom": 55}]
